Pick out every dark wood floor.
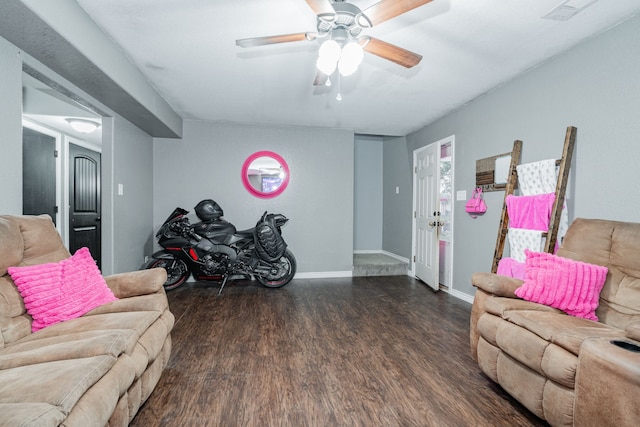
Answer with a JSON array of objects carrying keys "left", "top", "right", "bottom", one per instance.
[{"left": 131, "top": 276, "right": 547, "bottom": 427}]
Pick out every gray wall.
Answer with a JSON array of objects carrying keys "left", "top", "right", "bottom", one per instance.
[
  {"left": 354, "top": 135, "right": 383, "bottom": 251},
  {"left": 382, "top": 136, "right": 412, "bottom": 259},
  {"left": 404, "top": 14, "right": 640, "bottom": 298},
  {"left": 102, "top": 117, "right": 155, "bottom": 274},
  {"left": 0, "top": 37, "right": 23, "bottom": 215},
  {"left": 153, "top": 120, "right": 355, "bottom": 274}
]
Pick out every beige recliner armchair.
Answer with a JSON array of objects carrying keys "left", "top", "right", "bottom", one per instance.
[{"left": 470, "top": 218, "right": 640, "bottom": 427}]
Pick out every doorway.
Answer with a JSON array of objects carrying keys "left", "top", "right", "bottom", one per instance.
[
  {"left": 22, "top": 119, "right": 102, "bottom": 266},
  {"left": 411, "top": 135, "right": 455, "bottom": 292}
]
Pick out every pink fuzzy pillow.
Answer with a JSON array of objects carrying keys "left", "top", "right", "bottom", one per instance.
[
  {"left": 514, "top": 249, "right": 608, "bottom": 321},
  {"left": 7, "top": 247, "right": 117, "bottom": 332}
]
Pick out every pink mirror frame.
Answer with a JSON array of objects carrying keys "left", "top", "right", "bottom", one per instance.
[{"left": 241, "top": 151, "right": 290, "bottom": 199}]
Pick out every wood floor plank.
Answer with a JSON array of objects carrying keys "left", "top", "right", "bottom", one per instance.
[{"left": 131, "top": 276, "right": 547, "bottom": 426}]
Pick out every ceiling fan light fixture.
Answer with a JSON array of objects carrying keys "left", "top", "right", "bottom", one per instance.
[
  {"left": 316, "top": 39, "right": 341, "bottom": 74},
  {"left": 316, "top": 56, "right": 337, "bottom": 75},
  {"left": 338, "top": 41, "right": 364, "bottom": 76},
  {"left": 318, "top": 39, "right": 341, "bottom": 61},
  {"left": 356, "top": 13, "right": 372, "bottom": 28},
  {"left": 66, "top": 118, "right": 101, "bottom": 134}
]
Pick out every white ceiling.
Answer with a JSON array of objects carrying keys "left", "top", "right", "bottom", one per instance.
[{"left": 71, "top": 0, "right": 640, "bottom": 136}]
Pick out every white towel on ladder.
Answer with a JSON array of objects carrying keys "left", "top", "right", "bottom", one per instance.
[
  {"left": 517, "top": 159, "right": 557, "bottom": 195},
  {"left": 508, "top": 228, "right": 544, "bottom": 262},
  {"left": 516, "top": 159, "right": 569, "bottom": 248}
]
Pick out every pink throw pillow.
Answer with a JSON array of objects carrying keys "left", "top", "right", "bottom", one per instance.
[
  {"left": 514, "top": 249, "right": 608, "bottom": 321},
  {"left": 8, "top": 247, "right": 117, "bottom": 332}
]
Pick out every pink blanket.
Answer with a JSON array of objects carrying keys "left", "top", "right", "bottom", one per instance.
[
  {"left": 497, "top": 257, "right": 526, "bottom": 280},
  {"left": 506, "top": 193, "right": 556, "bottom": 231}
]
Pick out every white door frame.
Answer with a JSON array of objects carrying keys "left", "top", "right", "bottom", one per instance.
[{"left": 411, "top": 135, "right": 455, "bottom": 290}]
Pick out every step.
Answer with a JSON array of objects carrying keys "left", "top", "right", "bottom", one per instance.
[{"left": 352, "top": 253, "right": 408, "bottom": 277}]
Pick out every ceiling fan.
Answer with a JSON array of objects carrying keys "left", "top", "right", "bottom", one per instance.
[{"left": 236, "top": 0, "right": 433, "bottom": 85}]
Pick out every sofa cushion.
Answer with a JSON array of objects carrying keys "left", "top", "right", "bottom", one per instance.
[
  {"left": 0, "top": 355, "right": 116, "bottom": 413},
  {"left": 514, "top": 250, "right": 608, "bottom": 321},
  {"left": 0, "top": 330, "right": 138, "bottom": 370},
  {"left": 0, "top": 217, "right": 23, "bottom": 276},
  {"left": 10, "top": 215, "right": 70, "bottom": 267},
  {"left": 0, "top": 276, "right": 32, "bottom": 347},
  {"left": 0, "top": 403, "right": 66, "bottom": 427},
  {"left": 16, "top": 310, "right": 162, "bottom": 347},
  {"left": 504, "top": 310, "right": 627, "bottom": 355},
  {"left": 8, "top": 247, "right": 117, "bottom": 332},
  {"left": 557, "top": 218, "right": 640, "bottom": 329}
]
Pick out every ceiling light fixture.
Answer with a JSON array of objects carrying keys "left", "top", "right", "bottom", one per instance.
[
  {"left": 66, "top": 118, "right": 101, "bottom": 134},
  {"left": 236, "top": 0, "right": 429, "bottom": 92},
  {"left": 316, "top": 30, "right": 364, "bottom": 78}
]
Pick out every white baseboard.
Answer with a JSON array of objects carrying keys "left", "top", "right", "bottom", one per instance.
[
  {"left": 446, "top": 288, "right": 475, "bottom": 305},
  {"left": 294, "top": 271, "right": 353, "bottom": 279}
]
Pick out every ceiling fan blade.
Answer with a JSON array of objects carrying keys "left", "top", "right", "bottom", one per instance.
[
  {"left": 361, "top": 0, "right": 433, "bottom": 27},
  {"left": 313, "top": 71, "right": 329, "bottom": 86},
  {"left": 361, "top": 37, "right": 423, "bottom": 68},
  {"left": 304, "top": 0, "right": 335, "bottom": 16},
  {"left": 236, "top": 32, "right": 316, "bottom": 48}
]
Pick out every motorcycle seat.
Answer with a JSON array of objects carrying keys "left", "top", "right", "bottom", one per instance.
[{"left": 193, "top": 220, "right": 236, "bottom": 239}]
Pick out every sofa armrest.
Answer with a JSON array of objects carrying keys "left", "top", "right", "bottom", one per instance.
[
  {"left": 471, "top": 272, "right": 523, "bottom": 298},
  {"left": 626, "top": 321, "right": 640, "bottom": 342},
  {"left": 575, "top": 337, "right": 640, "bottom": 426},
  {"left": 104, "top": 268, "right": 167, "bottom": 299}
]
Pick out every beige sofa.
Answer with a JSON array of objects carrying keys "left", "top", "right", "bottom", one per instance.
[
  {"left": 0, "top": 214, "right": 174, "bottom": 426},
  {"left": 470, "top": 218, "right": 640, "bottom": 427}
]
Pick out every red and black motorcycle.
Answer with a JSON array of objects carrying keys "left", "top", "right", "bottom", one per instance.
[{"left": 143, "top": 199, "right": 296, "bottom": 293}]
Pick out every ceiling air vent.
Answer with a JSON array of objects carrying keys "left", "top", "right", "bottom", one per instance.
[{"left": 542, "top": 0, "right": 599, "bottom": 21}]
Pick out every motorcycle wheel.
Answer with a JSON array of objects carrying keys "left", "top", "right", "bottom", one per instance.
[
  {"left": 255, "top": 249, "right": 297, "bottom": 288},
  {"left": 146, "top": 258, "right": 190, "bottom": 291}
]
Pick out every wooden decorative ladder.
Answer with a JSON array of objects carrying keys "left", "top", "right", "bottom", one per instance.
[{"left": 490, "top": 126, "right": 577, "bottom": 273}]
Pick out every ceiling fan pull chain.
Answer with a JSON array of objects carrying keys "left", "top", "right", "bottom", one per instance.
[{"left": 336, "top": 72, "right": 342, "bottom": 101}]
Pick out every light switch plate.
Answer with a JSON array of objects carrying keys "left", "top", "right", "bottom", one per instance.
[{"left": 456, "top": 190, "right": 467, "bottom": 201}]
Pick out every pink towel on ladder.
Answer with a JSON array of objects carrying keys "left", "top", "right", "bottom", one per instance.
[
  {"left": 497, "top": 257, "right": 526, "bottom": 280},
  {"left": 506, "top": 193, "right": 556, "bottom": 231}
]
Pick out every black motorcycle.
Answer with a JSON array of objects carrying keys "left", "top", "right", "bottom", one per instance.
[{"left": 143, "top": 199, "right": 296, "bottom": 293}]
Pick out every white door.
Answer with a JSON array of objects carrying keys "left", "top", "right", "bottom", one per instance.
[{"left": 413, "top": 143, "right": 439, "bottom": 291}]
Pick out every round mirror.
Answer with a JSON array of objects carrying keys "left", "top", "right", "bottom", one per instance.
[{"left": 241, "top": 151, "right": 290, "bottom": 198}]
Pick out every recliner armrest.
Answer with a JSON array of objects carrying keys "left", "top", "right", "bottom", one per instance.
[
  {"left": 575, "top": 337, "right": 640, "bottom": 426},
  {"left": 626, "top": 321, "right": 640, "bottom": 342},
  {"left": 104, "top": 268, "right": 167, "bottom": 298},
  {"left": 471, "top": 272, "right": 523, "bottom": 298}
]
